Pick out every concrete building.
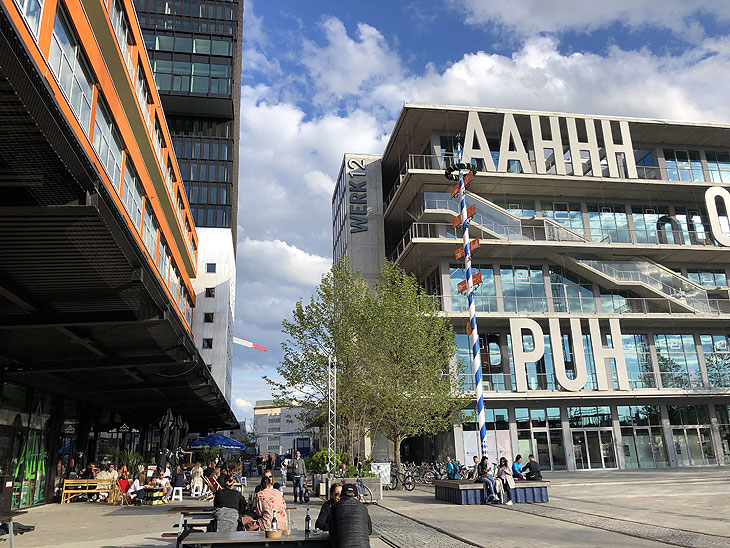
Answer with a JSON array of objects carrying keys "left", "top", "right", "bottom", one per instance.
[
  {"left": 0, "top": 0, "right": 235, "bottom": 509},
  {"left": 253, "top": 400, "right": 315, "bottom": 458},
  {"left": 133, "top": 0, "right": 243, "bottom": 402},
  {"left": 334, "top": 104, "right": 730, "bottom": 471}
]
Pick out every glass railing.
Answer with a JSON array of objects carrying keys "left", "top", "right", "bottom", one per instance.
[
  {"left": 431, "top": 294, "right": 730, "bottom": 316},
  {"left": 569, "top": 257, "right": 710, "bottom": 311}
]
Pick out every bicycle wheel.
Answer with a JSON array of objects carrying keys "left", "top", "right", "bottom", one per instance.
[
  {"left": 359, "top": 484, "right": 374, "bottom": 504},
  {"left": 388, "top": 472, "right": 397, "bottom": 491},
  {"left": 422, "top": 470, "right": 435, "bottom": 484},
  {"left": 403, "top": 473, "right": 415, "bottom": 491}
]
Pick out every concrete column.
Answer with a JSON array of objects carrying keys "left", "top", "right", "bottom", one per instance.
[
  {"left": 494, "top": 262, "right": 504, "bottom": 313},
  {"left": 625, "top": 203, "right": 637, "bottom": 244},
  {"left": 646, "top": 331, "right": 663, "bottom": 389},
  {"left": 453, "top": 422, "right": 466, "bottom": 463},
  {"left": 693, "top": 332, "right": 711, "bottom": 388},
  {"left": 708, "top": 404, "right": 725, "bottom": 466},
  {"left": 561, "top": 406, "right": 576, "bottom": 471},
  {"left": 611, "top": 405, "right": 626, "bottom": 469},
  {"left": 581, "top": 202, "right": 591, "bottom": 241},
  {"left": 660, "top": 404, "right": 679, "bottom": 468},
  {"left": 543, "top": 263, "right": 554, "bottom": 313},
  {"left": 508, "top": 407, "right": 520, "bottom": 462}
]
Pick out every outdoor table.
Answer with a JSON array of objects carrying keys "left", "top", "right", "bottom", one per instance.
[
  {"left": 169, "top": 506, "right": 216, "bottom": 545},
  {"left": 0, "top": 510, "right": 28, "bottom": 548},
  {"left": 180, "top": 529, "right": 330, "bottom": 547}
]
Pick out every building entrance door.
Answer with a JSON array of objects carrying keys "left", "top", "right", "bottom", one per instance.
[
  {"left": 672, "top": 427, "right": 716, "bottom": 466},
  {"left": 571, "top": 429, "right": 617, "bottom": 469}
]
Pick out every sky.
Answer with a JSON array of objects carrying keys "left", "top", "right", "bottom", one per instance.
[{"left": 230, "top": 0, "right": 730, "bottom": 422}]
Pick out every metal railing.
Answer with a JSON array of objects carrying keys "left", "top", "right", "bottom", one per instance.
[
  {"left": 571, "top": 257, "right": 710, "bottom": 311},
  {"left": 428, "top": 294, "right": 730, "bottom": 316}
]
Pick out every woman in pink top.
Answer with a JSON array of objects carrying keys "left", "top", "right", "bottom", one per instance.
[{"left": 241, "top": 475, "right": 287, "bottom": 531}]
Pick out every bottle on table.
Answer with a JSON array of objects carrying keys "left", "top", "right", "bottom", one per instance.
[
  {"left": 271, "top": 514, "right": 278, "bottom": 531},
  {"left": 305, "top": 508, "right": 311, "bottom": 533}
]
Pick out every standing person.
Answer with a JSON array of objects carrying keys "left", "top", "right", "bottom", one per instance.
[
  {"left": 445, "top": 456, "right": 461, "bottom": 480},
  {"left": 172, "top": 465, "right": 186, "bottom": 490},
  {"left": 280, "top": 454, "right": 290, "bottom": 489},
  {"left": 256, "top": 454, "right": 263, "bottom": 476},
  {"left": 524, "top": 454, "right": 542, "bottom": 481},
  {"left": 241, "top": 474, "right": 287, "bottom": 531},
  {"left": 265, "top": 454, "right": 273, "bottom": 471},
  {"left": 496, "top": 457, "right": 514, "bottom": 505},
  {"left": 291, "top": 450, "right": 306, "bottom": 504},
  {"left": 315, "top": 483, "right": 341, "bottom": 531},
  {"left": 475, "top": 456, "right": 498, "bottom": 503},
  {"left": 512, "top": 455, "right": 527, "bottom": 480},
  {"left": 329, "top": 483, "right": 371, "bottom": 548}
]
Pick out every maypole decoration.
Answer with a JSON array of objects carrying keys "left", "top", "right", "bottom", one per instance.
[{"left": 446, "top": 142, "right": 488, "bottom": 459}]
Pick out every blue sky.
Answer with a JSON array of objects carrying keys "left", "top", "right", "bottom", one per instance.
[{"left": 230, "top": 1, "right": 730, "bottom": 421}]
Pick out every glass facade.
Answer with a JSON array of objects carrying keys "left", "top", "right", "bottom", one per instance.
[
  {"left": 654, "top": 334, "right": 703, "bottom": 389},
  {"left": 617, "top": 405, "right": 668, "bottom": 468},
  {"left": 135, "top": 0, "right": 241, "bottom": 234}
]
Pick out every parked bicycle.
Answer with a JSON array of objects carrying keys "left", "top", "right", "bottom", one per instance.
[
  {"left": 339, "top": 474, "right": 373, "bottom": 504},
  {"left": 385, "top": 463, "right": 415, "bottom": 491}
]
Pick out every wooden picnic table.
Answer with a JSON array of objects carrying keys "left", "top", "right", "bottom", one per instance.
[
  {"left": 0, "top": 510, "right": 28, "bottom": 548},
  {"left": 180, "top": 529, "right": 330, "bottom": 547}
]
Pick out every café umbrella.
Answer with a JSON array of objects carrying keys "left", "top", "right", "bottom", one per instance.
[{"left": 187, "top": 433, "right": 247, "bottom": 451}]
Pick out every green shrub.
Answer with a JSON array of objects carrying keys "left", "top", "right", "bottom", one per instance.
[{"left": 307, "top": 449, "right": 349, "bottom": 474}]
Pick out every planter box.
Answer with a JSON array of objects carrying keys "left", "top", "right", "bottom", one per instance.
[{"left": 434, "top": 479, "right": 549, "bottom": 505}]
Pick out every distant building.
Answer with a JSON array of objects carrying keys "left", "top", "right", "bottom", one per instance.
[
  {"left": 253, "top": 400, "right": 316, "bottom": 457},
  {"left": 217, "top": 419, "right": 248, "bottom": 444},
  {"left": 334, "top": 104, "right": 730, "bottom": 470}
]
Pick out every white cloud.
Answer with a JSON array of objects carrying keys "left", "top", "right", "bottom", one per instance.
[
  {"left": 238, "top": 237, "right": 330, "bottom": 287},
  {"left": 302, "top": 17, "right": 402, "bottom": 103},
  {"left": 234, "top": 398, "right": 254, "bottom": 412},
  {"left": 452, "top": 0, "right": 730, "bottom": 38}
]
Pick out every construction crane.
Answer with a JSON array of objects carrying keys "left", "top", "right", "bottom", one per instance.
[{"left": 232, "top": 330, "right": 268, "bottom": 352}]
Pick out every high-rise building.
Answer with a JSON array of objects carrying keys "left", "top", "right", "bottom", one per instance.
[
  {"left": 0, "top": 0, "right": 236, "bottom": 509},
  {"left": 334, "top": 104, "right": 730, "bottom": 471},
  {"left": 133, "top": 0, "right": 243, "bottom": 401}
]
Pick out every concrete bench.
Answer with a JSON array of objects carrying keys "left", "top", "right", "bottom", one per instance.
[{"left": 434, "top": 479, "right": 549, "bottom": 505}]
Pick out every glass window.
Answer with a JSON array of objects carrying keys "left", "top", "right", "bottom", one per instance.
[
  {"left": 92, "top": 97, "right": 124, "bottom": 192},
  {"left": 700, "top": 335, "right": 730, "bottom": 388},
  {"left": 175, "top": 36, "right": 193, "bottom": 52},
  {"left": 157, "top": 241, "right": 169, "bottom": 283},
  {"left": 500, "top": 265, "right": 546, "bottom": 313},
  {"left": 450, "top": 264, "right": 496, "bottom": 312},
  {"left": 622, "top": 335, "right": 655, "bottom": 389},
  {"left": 211, "top": 39, "right": 231, "bottom": 56},
  {"left": 17, "top": 0, "right": 44, "bottom": 36},
  {"left": 664, "top": 149, "right": 704, "bottom": 182},
  {"left": 675, "top": 208, "right": 712, "bottom": 246},
  {"left": 193, "top": 37, "right": 211, "bottom": 54},
  {"left": 549, "top": 266, "right": 595, "bottom": 313},
  {"left": 587, "top": 204, "right": 630, "bottom": 243},
  {"left": 206, "top": 263, "right": 216, "bottom": 273},
  {"left": 109, "top": 0, "right": 134, "bottom": 73},
  {"left": 202, "top": 338, "right": 213, "bottom": 349},
  {"left": 492, "top": 199, "right": 535, "bottom": 218},
  {"left": 654, "top": 334, "right": 703, "bottom": 388},
  {"left": 705, "top": 151, "right": 730, "bottom": 183},
  {"left": 48, "top": 7, "right": 94, "bottom": 131},
  {"left": 632, "top": 205, "right": 678, "bottom": 244},
  {"left": 121, "top": 162, "right": 143, "bottom": 231},
  {"left": 687, "top": 269, "right": 727, "bottom": 288},
  {"left": 169, "top": 268, "right": 179, "bottom": 301},
  {"left": 142, "top": 205, "right": 157, "bottom": 258},
  {"left": 542, "top": 201, "right": 584, "bottom": 233}
]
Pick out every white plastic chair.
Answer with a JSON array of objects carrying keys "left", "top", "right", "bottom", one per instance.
[
  {"left": 171, "top": 487, "right": 183, "bottom": 502},
  {"left": 191, "top": 483, "right": 203, "bottom": 497}
]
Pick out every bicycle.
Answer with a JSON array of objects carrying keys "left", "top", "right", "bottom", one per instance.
[
  {"left": 385, "top": 464, "right": 415, "bottom": 491},
  {"left": 339, "top": 475, "right": 373, "bottom": 504}
]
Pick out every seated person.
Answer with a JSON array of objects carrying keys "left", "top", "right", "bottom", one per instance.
[
  {"left": 512, "top": 455, "right": 527, "bottom": 480},
  {"left": 475, "top": 456, "right": 499, "bottom": 503},
  {"left": 524, "top": 454, "right": 542, "bottom": 481},
  {"left": 128, "top": 473, "right": 146, "bottom": 505},
  {"left": 466, "top": 455, "right": 479, "bottom": 480},
  {"left": 445, "top": 456, "right": 462, "bottom": 480},
  {"left": 213, "top": 476, "right": 248, "bottom": 532},
  {"left": 156, "top": 474, "right": 171, "bottom": 501},
  {"left": 330, "top": 483, "right": 371, "bottom": 548},
  {"left": 254, "top": 470, "right": 273, "bottom": 495},
  {"left": 315, "top": 483, "right": 342, "bottom": 531},
  {"left": 241, "top": 474, "right": 287, "bottom": 531}
]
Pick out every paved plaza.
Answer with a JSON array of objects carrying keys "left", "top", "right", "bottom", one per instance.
[{"left": 8, "top": 469, "right": 730, "bottom": 547}]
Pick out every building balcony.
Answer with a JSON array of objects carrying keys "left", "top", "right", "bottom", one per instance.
[{"left": 384, "top": 153, "right": 729, "bottom": 222}]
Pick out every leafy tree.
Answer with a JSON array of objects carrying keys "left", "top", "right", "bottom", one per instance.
[
  {"left": 366, "top": 261, "right": 467, "bottom": 481},
  {"left": 266, "top": 258, "right": 376, "bottom": 459}
]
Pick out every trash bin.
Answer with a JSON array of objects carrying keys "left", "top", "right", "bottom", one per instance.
[{"left": 370, "top": 463, "right": 391, "bottom": 490}]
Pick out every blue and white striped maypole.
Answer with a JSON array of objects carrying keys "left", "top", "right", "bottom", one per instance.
[{"left": 455, "top": 143, "right": 488, "bottom": 460}]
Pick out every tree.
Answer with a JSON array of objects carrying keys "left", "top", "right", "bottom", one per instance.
[
  {"left": 265, "top": 258, "right": 377, "bottom": 458},
  {"left": 366, "top": 261, "right": 467, "bottom": 479}
]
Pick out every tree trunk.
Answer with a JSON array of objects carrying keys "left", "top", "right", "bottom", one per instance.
[{"left": 394, "top": 437, "right": 403, "bottom": 490}]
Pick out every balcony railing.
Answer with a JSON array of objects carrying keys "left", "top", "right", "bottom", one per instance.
[
  {"left": 385, "top": 152, "right": 714, "bottom": 211},
  {"left": 425, "top": 294, "right": 730, "bottom": 316}
]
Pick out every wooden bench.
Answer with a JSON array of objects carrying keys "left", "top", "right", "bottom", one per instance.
[
  {"left": 60, "top": 479, "right": 116, "bottom": 504},
  {"left": 434, "top": 479, "right": 550, "bottom": 505}
]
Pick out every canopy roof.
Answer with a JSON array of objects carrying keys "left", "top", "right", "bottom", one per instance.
[{"left": 188, "top": 433, "right": 247, "bottom": 450}]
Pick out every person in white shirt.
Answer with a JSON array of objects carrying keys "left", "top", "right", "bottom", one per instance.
[
  {"left": 128, "top": 474, "right": 146, "bottom": 505},
  {"left": 157, "top": 474, "right": 171, "bottom": 502}
]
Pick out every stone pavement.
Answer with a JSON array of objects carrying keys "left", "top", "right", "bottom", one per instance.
[{"left": 9, "top": 469, "right": 730, "bottom": 547}]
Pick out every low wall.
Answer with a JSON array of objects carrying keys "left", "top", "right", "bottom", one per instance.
[{"left": 434, "top": 479, "right": 549, "bottom": 505}]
